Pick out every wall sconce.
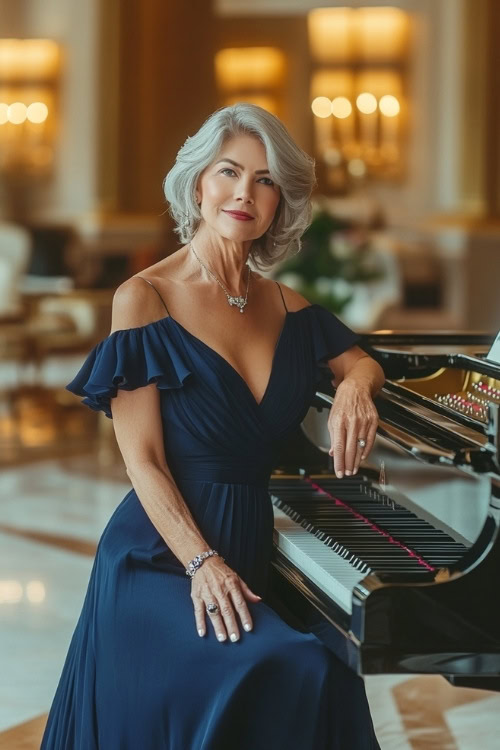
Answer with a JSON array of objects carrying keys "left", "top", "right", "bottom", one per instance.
[
  {"left": 214, "top": 47, "right": 286, "bottom": 115},
  {"left": 0, "top": 38, "right": 61, "bottom": 177},
  {"left": 308, "top": 7, "right": 410, "bottom": 191}
]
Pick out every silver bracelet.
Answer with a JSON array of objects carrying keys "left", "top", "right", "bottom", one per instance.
[{"left": 185, "top": 549, "right": 223, "bottom": 578}]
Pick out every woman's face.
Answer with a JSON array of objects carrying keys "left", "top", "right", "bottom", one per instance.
[{"left": 195, "top": 134, "right": 281, "bottom": 243}]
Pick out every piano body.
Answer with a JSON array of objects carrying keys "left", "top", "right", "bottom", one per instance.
[{"left": 268, "top": 332, "right": 500, "bottom": 692}]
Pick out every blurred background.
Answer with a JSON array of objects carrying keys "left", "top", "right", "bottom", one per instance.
[{"left": 1, "top": 1, "right": 499, "bottom": 748}]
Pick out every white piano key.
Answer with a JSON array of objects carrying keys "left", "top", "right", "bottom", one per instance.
[{"left": 273, "top": 507, "right": 366, "bottom": 615}]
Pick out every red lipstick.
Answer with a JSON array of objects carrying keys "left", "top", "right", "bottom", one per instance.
[{"left": 223, "top": 210, "right": 254, "bottom": 221}]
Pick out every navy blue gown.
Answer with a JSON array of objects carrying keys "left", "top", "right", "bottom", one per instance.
[{"left": 41, "top": 286, "right": 380, "bottom": 750}]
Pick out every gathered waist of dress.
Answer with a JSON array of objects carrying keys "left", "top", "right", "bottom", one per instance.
[{"left": 168, "top": 456, "right": 273, "bottom": 488}]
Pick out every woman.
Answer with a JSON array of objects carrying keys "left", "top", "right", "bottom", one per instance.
[{"left": 41, "top": 103, "right": 385, "bottom": 749}]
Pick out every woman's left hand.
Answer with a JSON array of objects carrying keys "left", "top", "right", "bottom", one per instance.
[{"left": 327, "top": 379, "right": 379, "bottom": 478}]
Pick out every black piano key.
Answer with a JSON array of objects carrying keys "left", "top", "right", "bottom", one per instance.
[{"left": 272, "top": 476, "right": 468, "bottom": 576}]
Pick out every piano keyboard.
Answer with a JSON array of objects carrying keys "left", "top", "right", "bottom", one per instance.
[
  {"left": 271, "top": 476, "right": 468, "bottom": 613},
  {"left": 272, "top": 506, "right": 364, "bottom": 614}
]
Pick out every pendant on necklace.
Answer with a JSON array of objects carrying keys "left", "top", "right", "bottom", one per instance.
[{"left": 228, "top": 296, "right": 247, "bottom": 313}]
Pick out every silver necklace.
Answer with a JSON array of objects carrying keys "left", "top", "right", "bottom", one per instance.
[{"left": 190, "top": 242, "right": 251, "bottom": 313}]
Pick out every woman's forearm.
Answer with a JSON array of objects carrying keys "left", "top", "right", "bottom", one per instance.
[
  {"left": 339, "top": 355, "right": 385, "bottom": 397},
  {"left": 327, "top": 354, "right": 384, "bottom": 476},
  {"left": 127, "top": 462, "right": 211, "bottom": 568}
]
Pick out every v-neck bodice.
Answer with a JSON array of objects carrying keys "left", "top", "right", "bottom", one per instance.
[
  {"left": 65, "top": 303, "right": 360, "bottom": 485},
  {"left": 132, "top": 274, "right": 291, "bottom": 408},
  {"left": 165, "top": 311, "right": 291, "bottom": 408}
]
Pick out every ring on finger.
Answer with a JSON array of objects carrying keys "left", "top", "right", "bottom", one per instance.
[
  {"left": 206, "top": 602, "right": 219, "bottom": 616},
  {"left": 357, "top": 438, "right": 366, "bottom": 448}
]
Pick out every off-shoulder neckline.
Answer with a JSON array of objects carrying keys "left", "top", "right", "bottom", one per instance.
[
  {"left": 105, "top": 302, "right": 320, "bottom": 338},
  {"left": 103, "top": 303, "right": 322, "bottom": 408}
]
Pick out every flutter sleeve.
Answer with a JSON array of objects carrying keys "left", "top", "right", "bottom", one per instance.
[
  {"left": 306, "top": 303, "right": 361, "bottom": 368},
  {"left": 65, "top": 322, "right": 192, "bottom": 419}
]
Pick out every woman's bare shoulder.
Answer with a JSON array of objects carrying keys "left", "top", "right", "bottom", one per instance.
[
  {"left": 253, "top": 273, "right": 311, "bottom": 313},
  {"left": 110, "top": 249, "right": 189, "bottom": 333},
  {"left": 110, "top": 278, "right": 162, "bottom": 333}
]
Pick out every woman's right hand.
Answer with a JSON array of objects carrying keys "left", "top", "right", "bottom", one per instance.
[{"left": 190, "top": 556, "right": 262, "bottom": 642}]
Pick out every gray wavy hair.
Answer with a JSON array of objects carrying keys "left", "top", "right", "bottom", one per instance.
[{"left": 163, "top": 102, "right": 317, "bottom": 271}]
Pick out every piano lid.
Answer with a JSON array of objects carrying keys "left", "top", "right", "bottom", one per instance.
[{"left": 357, "top": 330, "right": 494, "bottom": 358}]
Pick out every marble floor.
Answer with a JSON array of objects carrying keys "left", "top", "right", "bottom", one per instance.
[{"left": 1, "top": 451, "right": 500, "bottom": 749}]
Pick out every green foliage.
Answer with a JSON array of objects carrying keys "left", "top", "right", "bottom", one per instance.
[{"left": 275, "top": 209, "right": 384, "bottom": 313}]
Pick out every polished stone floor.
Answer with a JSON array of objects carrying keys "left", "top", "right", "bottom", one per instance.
[{"left": 1, "top": 452, "right": 499, "bottom": 749}]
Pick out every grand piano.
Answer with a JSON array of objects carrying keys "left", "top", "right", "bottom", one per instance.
[{"left": 267, "top": 332, "right": 500, "bottom": 692}]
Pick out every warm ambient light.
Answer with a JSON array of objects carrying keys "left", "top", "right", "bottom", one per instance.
[
  {"left": 215, "top": 47, "right": 285, "bottom": 90},
  {"left": 311, "top": 69, "right": 354, "bottom": 102},
  {"left": 0, "top": 579, "right": 46, "bottom": 604},
  {"left": 0, "top": 38, "right": 60, "bottom": 80},
  {"left": 0, "top": 100, "right": 49, "bottom": 124},
  {"left": 356, "top": 70, "right": 403, "bottom": 100},
  {"left": 26, "top": 580, "right": 46, "bottom": 603},
  {"left": 379, "top": 94, "right": 400, "bottom": 117},
  {"left": 7, "top": 101, "right": 27, "bottom": 124},
  {"left": 307, "top": 9, "right": 409, "bottom": 182},
  {"left": 311, "top": 96, "right": 332, "bottom": 118},
  {"left": 331, "top": 97, "right": 352, "bottom": 119},
  {"left": 308, "top": 8, "right": 354, "bottom": 63},
  {"left": 26, "top": 101, "right": 48, "bottom": 123},
  {"left": 0, "top": 39, "right": 60, "bottom": 175},
  {"left": 356, "top": 92, "right": 377, "bottom": 115},
  {"left": 0, "top": 580, "right": 23, "bottom": 604},
  {"left": 347, "top": 158, "right": 366, "bottom": 178},
  {"left": 354, "top": 7, "right": 410, "bottom": 62},
  {"left": 308, "top": 6, "right": 409, "bottom": 64}
]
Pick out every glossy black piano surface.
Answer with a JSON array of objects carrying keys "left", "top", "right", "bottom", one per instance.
[{"left": 267, "top": 332, "right": 500, "bottom": 692}]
